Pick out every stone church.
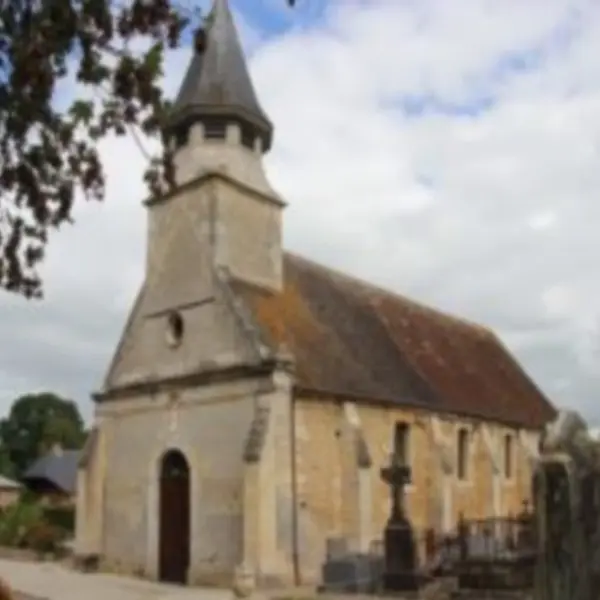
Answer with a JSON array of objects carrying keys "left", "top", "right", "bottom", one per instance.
[{"left": 74, "top": 0, "right": 556, "bottom": 588}]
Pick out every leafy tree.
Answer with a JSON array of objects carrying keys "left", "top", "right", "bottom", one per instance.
[
  {"left": 0, "top": 447, "right": 15, "bottom": 480},
  {"left": 0, "top": 393, "right": 86, "bottom": 477},
  {"left": 0, "top": 0, "right": 295, "bottom": 299}
]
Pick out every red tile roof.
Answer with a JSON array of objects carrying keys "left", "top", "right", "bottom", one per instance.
[{"left": 233, "top": 253, "right": 556, "bottom": 429}]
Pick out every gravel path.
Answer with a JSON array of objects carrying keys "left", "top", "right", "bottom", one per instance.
[{"left": 0, "top": 559, "right": 235, "bottom": 600}]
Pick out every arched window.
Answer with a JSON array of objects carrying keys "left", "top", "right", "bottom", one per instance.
[
  {"left": 166, "top": 311, "right": 185, "bottom": 348},
  {"left": 393, "top": 421, "right": 410, "bottom": 467},
  {"left": 457, "top": 428, "right": 469, "bottom": 481},
  {"left": 504, "top": 434, "right": 514, "bottom": 479},
  {"left": 160, "top": 449, "right": 189, "bottom": 480}
]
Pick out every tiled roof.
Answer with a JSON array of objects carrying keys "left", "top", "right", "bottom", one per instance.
[
  {"left": 0, "top": 475, "right": 20, "bottom": 490},
  {"left": 22, "top": 450, "right": 81, "bottom": 495},
  {"left": 168, "top": 0, "right": 272, "bottom": 148},
  {"left": 234, "top": 253, "right": 556, "bottom": 429}
]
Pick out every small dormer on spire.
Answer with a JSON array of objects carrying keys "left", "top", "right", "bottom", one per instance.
[{"left": 166, "top": 0, "right": 273, "bottom": 154}]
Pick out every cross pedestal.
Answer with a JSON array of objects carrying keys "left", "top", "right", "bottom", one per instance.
[{"left": 380, "top": 455, "right": 423, "bottom": 592}]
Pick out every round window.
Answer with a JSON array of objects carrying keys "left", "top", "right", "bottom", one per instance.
[{"left": 166, "top": 311, "right": 185, "bottom": 348}]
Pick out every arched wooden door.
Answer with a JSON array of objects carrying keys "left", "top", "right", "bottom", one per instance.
[{"left": 158, "top": 449, "right": 190, "bottom": 584}]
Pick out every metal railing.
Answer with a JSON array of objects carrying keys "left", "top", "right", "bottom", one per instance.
[{"left": 319, "top": 508, "right": 538, "bottom": 593}]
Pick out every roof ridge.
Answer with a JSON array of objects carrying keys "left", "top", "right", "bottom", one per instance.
[{"left": 284, "top": 251, "right": 494, "bottom": 339}]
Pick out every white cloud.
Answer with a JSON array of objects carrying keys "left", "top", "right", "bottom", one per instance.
[
  {"left": 2, "top": 0, "right": 600, "bottom": 423},
  {"left": 529, "top": 211, "right": 558, "bottom": 231}
]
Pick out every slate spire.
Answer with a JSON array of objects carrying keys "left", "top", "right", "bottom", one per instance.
[{"left": 168, "top": 0, "right": 273, "bottom": 152}]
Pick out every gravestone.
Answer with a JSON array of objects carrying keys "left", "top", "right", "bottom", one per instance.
[
  {"left": 453, "top": 510, "right": 536, "bottom": 593},
  {"left": 380, "top": 450, "right": 423, "bottom": 591},
  {"left": 320, "top": 536, "right": 383, "bottom": 593},
  {"left": 326, "top": 537, "right": 348, "bottom": 561}
]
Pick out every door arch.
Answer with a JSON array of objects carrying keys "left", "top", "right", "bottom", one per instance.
[{"left": 158, "top": 448, "right": 190, "bottom": 584}]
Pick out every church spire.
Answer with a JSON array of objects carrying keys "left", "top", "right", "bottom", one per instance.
[{"left": 167, "top": 0, "right": 273, "bottom": 152}]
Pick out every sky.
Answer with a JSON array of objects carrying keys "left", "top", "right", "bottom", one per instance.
[{"left": 1, "top": 0, "right": 600, "bottom": 424}]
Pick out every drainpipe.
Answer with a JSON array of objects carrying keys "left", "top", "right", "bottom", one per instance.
[{"left": 290, "top": 395, "right": 301, "bottom": 586}]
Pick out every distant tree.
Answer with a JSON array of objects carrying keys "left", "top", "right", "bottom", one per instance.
[
  {"left": 0, "top": 393, "right": 86, "bottom": 477},
  {"left": 0, "top": 447, "right": 15, "bottom": 480}
]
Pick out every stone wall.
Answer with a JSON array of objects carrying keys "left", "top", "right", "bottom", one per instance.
[
  {"left": 94, "top": 377, "right": 270, "bottom": 586},
  {"left": 241, "top": 368, "right": 297, "bottom": 588},
  {"left": 213, "top": 177, "right": 283, "bottom": 291},
  {"left": 292, "top": 395, "right": 539, "bottom": 584}
]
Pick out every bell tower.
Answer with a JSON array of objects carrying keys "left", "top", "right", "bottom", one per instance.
[
  {"left": 103, "top": 0, "right": 285, "bottom": 390},
  {"left": 146, "top": 0, "right": 284, "bottom": 295},
  {"left": 84, "top": 4, "right": 291, "bottom": 585},
  {"left": 166, "top": 0, "right": 274, "bottom": 188}
]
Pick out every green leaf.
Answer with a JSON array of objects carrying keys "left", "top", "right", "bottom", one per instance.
[
  {"left": 144, "top": 43, "right": 164, "bottom": 79},
  {"left": 69, "top": 100, "right": 94, "bottom": 125}
]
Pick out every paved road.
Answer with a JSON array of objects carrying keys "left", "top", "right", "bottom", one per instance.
[{"left": 0, "top": 559, "right": 237, "bottom": 600}]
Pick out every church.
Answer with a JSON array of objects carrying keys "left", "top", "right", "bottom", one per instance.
[{"left": 74, "top": 0, "right": 556, "bottom": 589}]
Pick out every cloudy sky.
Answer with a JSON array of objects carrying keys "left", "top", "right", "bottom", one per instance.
[{"left": 2, "top": 0, "right": 600, "bottom": 424}]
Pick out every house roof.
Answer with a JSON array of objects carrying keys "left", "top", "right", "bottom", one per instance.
[
  {"left": 22, "top": 450, "right": 81, "bottom": 495},
  {"left": 234, "top": 252, "right": 556, "bottom": 429},
  {"left": 0, "top": 475, "right": 20, "bottom": 490}
]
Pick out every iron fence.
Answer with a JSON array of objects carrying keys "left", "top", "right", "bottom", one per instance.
[
  {"left": 320, "top": 508, "right": 538, "bottom": 593},
  {"left": 419, "top": 509, "right": 537, "bottom": 590}
]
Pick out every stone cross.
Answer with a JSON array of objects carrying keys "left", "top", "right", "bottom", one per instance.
[
  {"left": 379, "top": 445, "right": 420, "bottom": 592},
  {"left": 380, "top": 450, "right": 411, "bottom": 523}
]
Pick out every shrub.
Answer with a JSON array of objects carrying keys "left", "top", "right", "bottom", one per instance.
[
  {"left": 23, "top": 521, "right": 65, "bottom": 556},
  {"left": 43, "top": 506, "right": 75, "bottom": 533},
  {"left": 0, "top": 498, "right": 74, "bottom": 557},
  {"left": 0, "top": 500, "right": 43, "bottom": 548}
]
